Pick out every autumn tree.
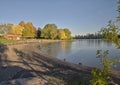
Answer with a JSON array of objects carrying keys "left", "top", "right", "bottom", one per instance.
[
  {"left": 10, "top": 24, "right": 24, "bottom": 35},
  {"left": 57, "top": 29, "right": 67, "bottom": 39},
  {"left": 19, "top": 21, "right": 36, "bottom": 38},
  {"left": 19, "top": 21, "right": 25, "bottom": 27},
  {"left": 63, "top": 28, "right": 72, "bottom": 39}
]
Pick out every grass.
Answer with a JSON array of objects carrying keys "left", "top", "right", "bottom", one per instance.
[{"left": 0, "top": 37, "right": 17, "bottom": 44}]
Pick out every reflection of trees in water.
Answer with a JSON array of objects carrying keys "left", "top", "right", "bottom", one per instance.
[
  {"left": 40, "top": 42, "right": 60, "bottom": 57},
  {"left": 46, "top": 41, "right": 72, "bottom": 57},
  {"left": 39, "top": 41, "right": 72, "bottom": 58},
  {"left": 47, "top": 43, "right": 59, "bottom": 57},
  {"left": 60, "top": 41, "right": 72, "bottom": 54},
  {"left": 84, "top": 39, "right": 113, "bottom": 48},
  {"left": 103, "top": 40, "right": 113, "bottom": 47}
]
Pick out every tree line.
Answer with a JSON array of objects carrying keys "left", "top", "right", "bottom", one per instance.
[
  {"left": 0, "top": 21, "right": 72, "bottom": 40},
  {"left": 37, "top": 24, "right": 71, "bottom": 39},
  {"left": 74, "top": 33, "right": 102, "bottom": 39}
]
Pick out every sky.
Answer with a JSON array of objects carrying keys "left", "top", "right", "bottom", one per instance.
[{"left": 0, "top": 0, "right": 119, "bottom": 36}]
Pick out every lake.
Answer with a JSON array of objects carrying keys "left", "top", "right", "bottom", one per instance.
[{"left": 40, "top": 39, "right": 120, "bottom": 70}]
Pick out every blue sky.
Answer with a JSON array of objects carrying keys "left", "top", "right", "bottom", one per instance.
[{"left": 0, "top": 0, "right": 118, "bottom": 36}]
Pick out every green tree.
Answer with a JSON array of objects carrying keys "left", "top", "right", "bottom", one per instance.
[
  {"left": 36, "top": 27, "right": 42, "bottom": 38},
  {"left": 90, "top": 1, "right": 120, "bottom": 85},
  {"left": 90, "top": 50, "right": 120, "bottom": 85},
  {"left": 41, "top": 24, "right": 58, "bottom": 39},
  {"left": 100, "top": 20, "right": 120, "bottom": 48},
  {"left": 117, "top": 0, "right": 120, "bottom": 21}
]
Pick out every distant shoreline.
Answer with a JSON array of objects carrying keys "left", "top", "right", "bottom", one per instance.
[
  {"left": 1, "top": 39, "right": 73, "bottom": 46},
  {"left": 0, "top": 39, "right": 56, "bottom": 47}
]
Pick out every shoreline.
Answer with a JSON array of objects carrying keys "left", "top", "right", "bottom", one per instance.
[
  {"left": 3, "top": 39, "right": 62, "bottom": 45},
  {"left": 0, "top": 41, "right": 120, "bottom": 85},
  {"left": 0, "top": 41, "right": 92, "bottom": 85}
]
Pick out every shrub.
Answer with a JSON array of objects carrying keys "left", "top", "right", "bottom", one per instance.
[{"left": 90, "top": 50, "right": 120, "bottom": 85}]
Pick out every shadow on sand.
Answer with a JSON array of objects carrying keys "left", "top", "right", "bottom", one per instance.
[
  {"left": 0, "top": 44, "right": 8, "bottom": 66},
  {"left": 0, "top": 44, "right": 34, "bottom": 84},
  {"left": 12, "top": 48, "right": 91, "bottom": 83},
  {"left": 0, "top": 43, "right": 91, "bottom": 84}
]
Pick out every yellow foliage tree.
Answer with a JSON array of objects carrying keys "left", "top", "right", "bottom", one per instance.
[
  {"left": 22, "top": 22, "right": 36, "bottom": 37},
  {"left": 58, "top": 29, "right": 67, "bottom": 39},
  {"left": 11, "top": 24, "right": 24, "bottom": 35}
]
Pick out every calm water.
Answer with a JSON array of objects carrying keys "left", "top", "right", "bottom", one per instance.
[{"left": 40, "top": 39, "right": 120, "bottom": 70}]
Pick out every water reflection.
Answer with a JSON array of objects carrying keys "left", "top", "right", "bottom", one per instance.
[
  {"left": 79, "top": 39, "right": 113, "bottom": 48},
  {"left": 40, "top": 39, "right": 120, "bottom": 70},
  {"left": 40, "top": 41, "right": 72, "bottom": 58},
  {"left": 60, "top": 41, "right": 72, "bottom": 54},
  {"left": 40, "top": 43, "right": 59, "bottom": 57}
]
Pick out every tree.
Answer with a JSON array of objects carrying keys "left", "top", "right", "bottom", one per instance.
[
  {"left": 19, "top": 21, "right": 25, "bottom": 27},
  {"left": 100, "top": 1, "right": 120, "bottom": 48},
  {"left": 20, "top": 22, "right": 36, "bottom": 38},
  {"left": 0, "top": 24, "right": 13, "bottom": 36},
  {"left": 91, "top": 1, "right": 120, "bottom": 85},
  {"left": 0, "top": 24, "right": 8, "bottom": 36},
  {"left": 100, "top": 20, "right": 120, "bottom": 48},
  {"left": 36, "top": 27, "right": 42, "bottom": 38},
  {"left": 91, "top": 24, "right": 120, "bottom": 84},
  {"left": 90, "top": 50, "right": 120, "bottom": 85},
  {"left": 63, "top": 28, "right": 72, "bottom": 39},
  {"left": 41, "top": 24, "right": 58, "bottom": 39},
  {"left": 57, "top": 29, "right": 67, "bottom": 39},
  {"left": 41, "top": 24, "right": 72, "bottom": 39},
  {"left": 10, "top": 24, "right": 24, "bottom": 35},
  {"left": 117, "top": 0, "right": 120, "bottom": 21}
]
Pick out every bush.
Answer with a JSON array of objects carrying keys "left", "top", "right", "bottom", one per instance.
[{"left": 90, "top": 50, "right": 120, "bottom": 85}]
